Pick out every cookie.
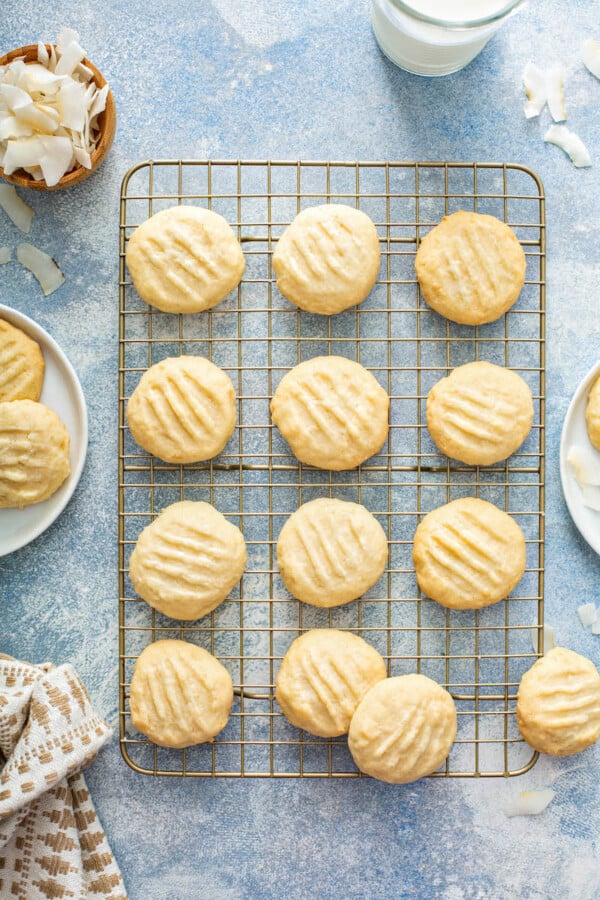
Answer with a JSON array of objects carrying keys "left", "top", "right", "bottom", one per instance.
[
  {"left": 0, "top": 400, "right": 70, "bottom": 508},
  {"left": 270, "top": 356, "right": 389, "bottom": 470},
  {"left": 275, "top": 629, "right": 387, "bottom": 737},
  {"left": 415, "top": 211, "right": 526, "bottom": 325},
  {"left": 0, "top": 318, "right": 45, "bottom": 401},
  {"left": 517, "top": 647, "right": 600, "bottom": 757},
  {"left": 130, "top": 640, "right": 233, "bottom": 748},
  {"left": 426, "top": 361, "right": 534, "bottom": 465},
  {"left": 126, "top": 356, "right": 236, "bottom": 464},
  {"left": 129, "top": 501, "right": 246, "bottom": 620},
  {"left": 412, "top": 497, "right": 526, "bottom": 610},
  {"left": 586, "top": 375, "right": 600, "bottom": 451},
  {"left": 277, "top": 498, "right": 388, "bottom": 607},
  {"left": 126, "top": 205, "right": 245, "bottom": 313},
  {"left": 348, "top": 674, "right": 457, "bottom": 783},
  {"left": 272, "top": 204, "right": 381, "bottom": 315}
]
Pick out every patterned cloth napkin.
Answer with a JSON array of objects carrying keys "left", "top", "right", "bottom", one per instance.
[{"left": 0, "top": 655, "right": 126, "bottom": 899}]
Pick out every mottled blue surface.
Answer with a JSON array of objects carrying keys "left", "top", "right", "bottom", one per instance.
[{"left": 2, "top": 1, "right": 600, "bottom": 898}]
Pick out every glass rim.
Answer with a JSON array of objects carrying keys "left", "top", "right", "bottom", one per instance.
[{"left": 388, "top": 0, "right": 524, "bottom": 29}]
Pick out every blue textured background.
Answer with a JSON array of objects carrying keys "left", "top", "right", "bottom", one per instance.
[{"left": 2, "top": 2, "right": 600, "bottom": 897}]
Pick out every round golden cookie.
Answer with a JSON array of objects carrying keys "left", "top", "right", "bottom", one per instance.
[
  {"left": 275, "top": 630, "right": 387, "bottom": 737},
  {"left": 585, "top": 376, "right": 600, "bottom": 451},
  {"left": 272, "top": 204, "right": 381, "bottom": 315},
  {"left": 412, "top": 498, "right": 526, "bottom": 610},
  {"left": 270, "top": 356, "right": 389, "bottom": 470},
  {"left": 0, "top": 318, "right": 45, "bottom": 402},
  {"left": 415, "top": 211, "right": 526, "bottom": 325},
  {"left": 126, "top": 205, "right": 245, "bottom": 313},
  {"left": 130, "top": 640, "right": 233, "bottom": 748},
  {"left": 517, "top": 647, "right": 600, "bottom": 757},
  {"left": 348, "top": 674, "right": 457, "bottom": 783},
  {"left": 129, "top": 501, "right": 246, "bottom": 620},
  {"left": 427, "top": 361, "right": 534, "bottom": 465},
  {"left": 127, "top": 356, "right": 236, "bottom": 464},
  {"left": 277, "top": 498, "right": 388, "bottom": 607},
  {"left": 0, "top": 400, "right": 70, "bottom": 509}
]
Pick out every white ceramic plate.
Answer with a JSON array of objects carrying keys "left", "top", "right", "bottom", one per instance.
[
  {"left": 560, "top": 359, "right": 600, "bottom": 556},
  {"left": 0, "top": 304, "right": 88, "bottom": 556}
]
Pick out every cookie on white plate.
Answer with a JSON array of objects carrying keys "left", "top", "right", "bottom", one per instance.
[
  {"left": 0, "top": 318, "right": 45, "bottom": 401},
  {"left": 585, "top": 375, "right": 600, "bottom": 451},
  {"left": 0, "top": 400, "right": 70, "bottom": 508}
]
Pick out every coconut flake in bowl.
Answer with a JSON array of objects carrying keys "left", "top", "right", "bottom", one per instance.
[{"left": 0, "top": 29, "right": 116, "bottom": 190}]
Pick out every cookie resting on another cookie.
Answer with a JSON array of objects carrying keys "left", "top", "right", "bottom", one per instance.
[
  {"left": 129, "top": 501, "right": 246, "bottom": 620},
  {"left": 348, "top": 674, "right": 457, "bottom": 783},
  {"left": 426, "top": 361, "right": 534, "bottom": 466},
  {"left": 0, "top": 400, "right": 70, "bottom": 508},
  {"left": 126, "top": 356, "right": 236, "bottom": 464},
  {"left": 415, "top": 211, "right": 526, "bottom": 326},
  {"left": 270, "top": 356, "right": 389, "bottom": 470},
  {"left": 277, "top": 498, "right": 388, "bottom": 607},
  {"left": 272, "top": 204, "right": 381, "bottom": 315},
  {"left": 126, "top": 205, "right": 245, "bottom": 313},
  {"left": 412, "top": 497, "right": 526, "bottom": 610},
  {"left": 130, "top": 640, "right": 233, "bottom": 748},
  {"left": 275, "top": 629, "right": 387, "bottom": 737},
  {"left": 0, "top": 318, "right": 45, "bottom": 402},
  {"left": 517, "top": 647, "right": 600, "bottom": 756}
]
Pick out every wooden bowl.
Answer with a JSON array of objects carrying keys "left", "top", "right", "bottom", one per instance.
[{"left": 0, "top": 44, "right": 116, "bottom": 191}]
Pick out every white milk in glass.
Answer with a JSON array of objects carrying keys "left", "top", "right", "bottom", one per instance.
[{"left": 371, "top": 0, "right": 523, "bottom": 76}]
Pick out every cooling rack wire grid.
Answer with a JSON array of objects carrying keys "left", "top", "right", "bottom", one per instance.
[{"left": 118, "top": 159, "right": 545, "bottom": 778}]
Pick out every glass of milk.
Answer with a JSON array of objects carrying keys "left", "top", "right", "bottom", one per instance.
[{"left": 371, "top": 0, "right": 525, "bottom": 76}]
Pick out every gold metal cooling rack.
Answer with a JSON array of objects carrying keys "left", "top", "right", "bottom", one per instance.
[{"left": 118, "top": 160, "right": 545, "bottom": 778}]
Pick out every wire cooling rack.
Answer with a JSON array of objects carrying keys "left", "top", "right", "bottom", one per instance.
[{"left": 118, "top": 160, "right": 545, "bottom": 778}]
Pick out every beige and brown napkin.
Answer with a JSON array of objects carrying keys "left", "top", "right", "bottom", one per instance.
[{"left": 0, "top": 655, "right": 126, "bottom": 899}]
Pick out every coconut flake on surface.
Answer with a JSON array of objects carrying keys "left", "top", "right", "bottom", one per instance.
[
  {"left": 577, "top": 603, "right": 598, "bottom": 628},
  {"left": 592, "top": 620, "right": 600, "bottom": 635},
  {"left": 545, "top": 125, "right": 592, "bottom": 167},
  {"left": 504, "top": 789, "right": 555, "bottom": 818},
  {"left": 530, "top": 619, "right": 556, "bottom": 654},
  {"left": 0, "top": 183, "right": 35, "bottom": 232},
  {"left": 523, "top": 62, "right": 547, "bottom": 118},
  {"left": 0, "top": 246, "right": 11, "bottom": 264},
  {"left": 0, "top": 28, "right": 109, "bottom": 186},
  {"left": 545, "top": 65, "right": 567, "bottom": 122},
  {"left": 16, "top": 242, "right": 65, "bottom": 296},
  {"left": 522, "top": 62, "right": 566, "bottom": 121},
  {"left": 583, "top": 39, "right": 600, "bottom": 79}
]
